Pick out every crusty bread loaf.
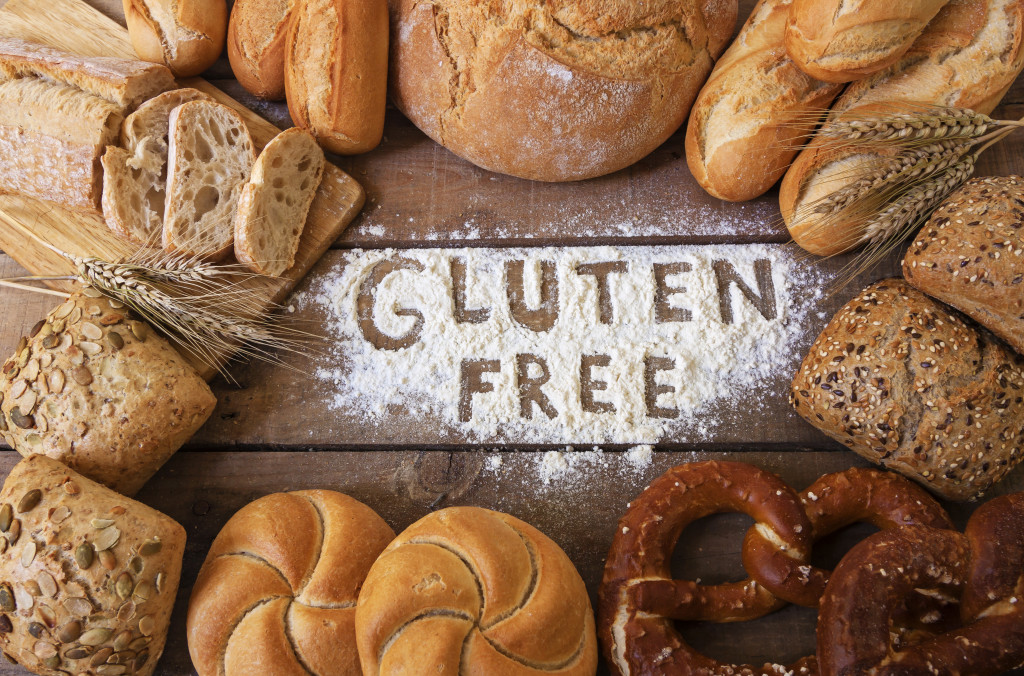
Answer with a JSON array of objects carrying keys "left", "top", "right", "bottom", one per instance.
[
  {"left": 0, "top": 288, "right": 217, "bottom": 496},
  {"left": 227, "top": 0, "right": 296, "bottom": 100},
  {"left": 785, "top": 0, "right": 951, "bottom": 82},
  {"left": 188, "top": 490, "right": 394, "bottom": 676},
  {"left": 0, "top": 38, "right": 173, "bottom": 213},
  {"left": 234, "top": 127, "right": 325, "bottom": 276},
  {"left": 904, "top": 176, "right": 1024, "bottom": 355},
  {"left": 790, "top": 279, "right": 1024, "bottom": 501},
  {"left": 781, "top": 0, "right": 1024, "bottom": 255},
  {"left": 389, "top": 0, "right": 738, "bottom": 182},
  {"left": 123, "top": 0, "right": 228, "bottom": 78},
  {"left": 356, "top": 506, "right": 599, "bottom": 674},
  {"left": 102, "top": 88, "right": 213, "bottom": 245},
  {"left": 685, "top": 0, "right": 843, "bottom": 202},
  {"left": 285, "top": 0, "right": 389, "bottom": 155},
  {"left": 162, "top": 100, "right": 255, "bottom": 260},
  {"left": 0, "top": 454, "right": 185, "bottom": 676}
]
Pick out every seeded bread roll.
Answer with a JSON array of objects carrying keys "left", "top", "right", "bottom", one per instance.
[
  {"left": 123, "top": 0, "right": 228, "bottom": 78},
  {"left": 355, "top": 506, "right": 598, "bottom": 674},
  {"left": 389, "top": 0, "right": 738, "bottom": 181},
  {"left": 790, "top": 279, "right": 1024, "bottom": 501},
  {"left": 0, "top": 288, "right": 217, "bottom": 496},
  {"left": 904, "top": 176, "right": 1024, "bottom": 356},
  {"left": 187, "top": 490, "right": 394, "bottom": 676},
  {"left": 685, "top": 0, "right": 843, "bottom": 201},
  {"left": 0, "top": 454, "right": 185, "bottom": 676},
  {"left": 227, "top": 0, "right": 297, "bottom": 100},
  {"left": 785, "top": 0, "right": 951, "bottom": 83}
]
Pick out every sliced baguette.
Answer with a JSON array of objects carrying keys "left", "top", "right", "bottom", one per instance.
[
  {"left": 162, "top": 100, "right": 255, "bottom": 260},
  {"left": 101, "top": 88, "right": 213, "bottom": 244},
  {"left": 234, "top": 127, "right": 325, "bottom": 276}
]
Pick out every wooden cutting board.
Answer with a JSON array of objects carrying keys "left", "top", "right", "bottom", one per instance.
[{"left": 0, "top": 0, "right": 365, "bottom": 380}]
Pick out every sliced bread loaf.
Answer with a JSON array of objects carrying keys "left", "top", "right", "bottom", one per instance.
[
  {"left": 234, "top": 127, "right": 324, "bottom": 276},
  {"left": 101, "top": 88, "right": 212, "bottom": 244},
  {"left": 162, "top": 100, "right": 255, "bottom": 259}
]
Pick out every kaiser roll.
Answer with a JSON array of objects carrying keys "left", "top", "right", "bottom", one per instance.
[
  {"left": 187, "top": 490, "right": 394, "bottom": 675},
  {"left": 388, "top": 0, "right": 738, "bottom": 182},
  {"left": 355, "top": 506, "right": 598, "bottom": 674}
]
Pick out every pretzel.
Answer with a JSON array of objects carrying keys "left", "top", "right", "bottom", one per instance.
[
  {"left": 818, "top": 492, "right": 1024, "bottom": 675},
  {"left": 743, "top": 467, "right": 955, "bottom": 608},
  {"left": 598, "top": 461, "right": 817, "bottom": 676}
]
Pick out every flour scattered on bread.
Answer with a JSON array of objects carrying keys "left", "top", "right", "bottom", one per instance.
[{"left": 313, "top": 245, "right": 826, "bottom": 443}]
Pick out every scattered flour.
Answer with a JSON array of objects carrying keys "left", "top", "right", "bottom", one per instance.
[{"left": 312, "top": 244, "right": 827, "bottom": 444}]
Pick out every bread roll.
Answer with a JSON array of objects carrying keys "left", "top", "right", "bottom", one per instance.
[
  {"left": 0, "top": 454, "right": 185, "bottom": 676},
  {"left": 685, "top": 0, "right": 843, "bottom": 201},
  {"left": 781, "top": 0, "right": 1024, "bottom": 256},
  {"left": 227, "top": 0, "right": 296, "bottom": 100},
  {"left": 187, "top": 490, "right": 394, "bottom": 676},
  {"left": 285, "top": 0, "right": 388, "bottom": 155},
  {"left": 790, "top": 279, "right": 1024, "bottom": 501},
  {"left": 389, "top": 0, "right": 738, "bottom": 182},
  {"left": 904, "top": 176, "right": 1024, "bottom": 355},
  {"left": 122, "top": 0, "right": 228, "bottom": 78},
  {"left": 0, "top": 38, "right": 173, "bottom": 213},
  {"left": 355, "top": 506, "right": 598, "bottom": 674},
  {"left": 0, "top": 288, "right": 216, "bottom": 496},
  {"left": 785, "top": 0, "right": 951, "bottom": 82}
]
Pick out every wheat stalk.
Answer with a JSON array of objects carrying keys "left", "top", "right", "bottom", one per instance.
[{"left": 819, "top": 108, "right": 993, "bottom": 145}]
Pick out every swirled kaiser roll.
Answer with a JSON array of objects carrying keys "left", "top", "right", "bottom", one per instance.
[
  {"left": 187, "top": 491, "right": 395, "bottom": 676},
  {"left": 388, "top": 0, "right": 738, "bottom": 182},
  {"left": 355, "top": 506, "right": 598, "bottom": 674}
]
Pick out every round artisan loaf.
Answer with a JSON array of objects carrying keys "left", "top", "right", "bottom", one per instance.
[
  {"left": 355, "top": 506, "right": 598, "bottom": 674},
  {"left": 0, "top": 288, "right": 217, "bottom": 496},
  {"left": 0, "top": 454, "right": 186, "bottom": 676},
  {"left": 187, "top": 490, "right": 395, "bottom": 676},
  {"left": 389, "top": 0, "right": 738, "bottom": 182},
  {"left": 790, "top": 279, "right": 1024, "bottom": 501},
  {"left": 123, "top": 0, "right": 228, "bottom": 77},
  {"left": 904, "top": 175, "right": 1024, "bottom": 355}
]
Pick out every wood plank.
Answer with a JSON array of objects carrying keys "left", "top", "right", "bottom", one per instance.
[
  {"left": 0, "top": 0, "right": 365, "bottom": 380},
  {"left": 0, "top": 448, "right": 1017, "bottom": 675}
]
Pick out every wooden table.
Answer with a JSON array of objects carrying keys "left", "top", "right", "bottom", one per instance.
[{"left": 2, "top": 1, "right": 1024, "bottom": 673}]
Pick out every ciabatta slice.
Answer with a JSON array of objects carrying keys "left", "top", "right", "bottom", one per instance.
[
  {"left": 233, "top": 127, "right": 324, "bottom": 276},
  {"left": 101, "top": 88, "right": 212, "bottom": 244},
  {"left": 162, "top": 100, "right": 255, "bottom": 260}
]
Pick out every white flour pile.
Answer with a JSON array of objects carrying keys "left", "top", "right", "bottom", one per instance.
[{"left": 312, "top": 245, "right": 826, "bottom": 443}]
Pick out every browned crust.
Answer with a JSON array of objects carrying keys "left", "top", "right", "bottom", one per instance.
[
  {"left": 122, "top": 0, "right": 228, "bottom": 78},
  {"left": 227, "top": 0, "right": 295, "bottom": 100}
]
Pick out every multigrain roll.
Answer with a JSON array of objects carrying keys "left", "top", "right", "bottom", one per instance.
[
  {"left": 187, "top": 490, "right": 394, "bottom": 676},
  {"left": 0, "top": 288, "right": 216, "bottom": 496},
  {"left": 389, "top": 0, "right": 738, "bottom": 182},
  {"left": 904, "top": 176, "right": 1024, "bottom": 355},
  {"left": 790, "top": 279, "right": 1024, "bottom": 501},
  {"left": 781, "top": 0, "right": 1024, "bottom": 256},
  {"left": 0, "top": 455, "right": 185, "bottom": 676},
  {"left": 123, "top": 0, "right": 228, "bottom": 77},
  {"left": 685, "top": 0, "right": 843, "bottom": 201},
  {"left": 785, "top": 0, "right": 951, "bottom": 82},
  {"left": 355, "top": 506, "right": 598, "bottom": 674}
]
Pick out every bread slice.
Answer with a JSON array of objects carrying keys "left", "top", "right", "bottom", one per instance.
[
  {"left": 162, "top": 100, "right": 255, "bottom": 260},
  {"left": 234, "top": 127, "right": 324, "bottom": 276},
  {"left": 101, "top": 88, "right": 212, "bottom": 244}
]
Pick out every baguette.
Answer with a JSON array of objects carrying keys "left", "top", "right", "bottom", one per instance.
[
  {"left": 785, "top": 0, "right": 951, "bottom": 82},
  {"left": 123, "top": 0, "right": 228, "bottom": 77},
  {"left": 227, "top": 0, "right": 297, "bottom": 100},
  {"left": 285, "top": 0, "right": 388, "bottom": 155},
  {"left": 101, "top": 88, "right": 213, "bottom": 244},
  {"left": 234, "top": 127, "right": 325, "bottom": 276},
  {"left": 685, "top": 0, "right": 843, "bottom": 202},
  {"left": 162, "top": 100, "right": 255, "bottom": 260},
  {"left": 781, "top": 0, "right": 1024, "bottom": 256}
]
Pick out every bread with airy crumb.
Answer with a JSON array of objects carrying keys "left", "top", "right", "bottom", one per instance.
[
  {"left": 234, "top": 127, "right": 325, "bottom": 276},
  {"left": 162, "top": 100, "right": 255, "bottom": 260},
  {"left": 101, "top": 88, "right": 212, "bottom": 244}
]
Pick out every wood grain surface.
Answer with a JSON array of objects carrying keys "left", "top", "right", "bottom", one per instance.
[{"left": 1, "top": 0, "right": 1024, "bottom": 674}]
